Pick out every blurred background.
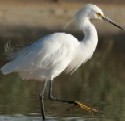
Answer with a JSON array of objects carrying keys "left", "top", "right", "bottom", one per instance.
[{"left": 0, "top": 0, "right": 125, "bottom": 121}]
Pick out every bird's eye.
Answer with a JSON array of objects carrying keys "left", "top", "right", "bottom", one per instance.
[{"left": 96, "top": 13, "right": 102, "bottom": 17}]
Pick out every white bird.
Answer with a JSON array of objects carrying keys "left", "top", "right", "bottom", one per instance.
[{"left": 1, "top": 4, "right": 123, "bottom": 120}]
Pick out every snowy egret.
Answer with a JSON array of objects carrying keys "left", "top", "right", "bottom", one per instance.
[{"left": 1, "top": 4, "right": 123, "bottom": 120}]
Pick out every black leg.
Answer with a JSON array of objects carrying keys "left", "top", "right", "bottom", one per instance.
[
  {"left": 48, "top": 80, "right": 98, "bottom": 113},
  {"left": 48, "top": 80, "right": 76, "bottom": 104},
  {"left": 39, "top": 80, "right": 48, "bottom": 120},
  {"left": 48, "top": 80, "right": 58, "bottom": 101}
]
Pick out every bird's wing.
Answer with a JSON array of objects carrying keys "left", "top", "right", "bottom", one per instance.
[{"left": 1, "top": 33, "right": 77, "bottom": 75}]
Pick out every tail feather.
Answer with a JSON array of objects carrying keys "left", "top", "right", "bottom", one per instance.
[{"left": 1, "top": 62, "right": 16, "bottom": 75}]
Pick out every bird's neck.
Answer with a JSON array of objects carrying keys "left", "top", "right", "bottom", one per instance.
[{"left": 80, "top": 18, "right": 98, "bottom": 51}]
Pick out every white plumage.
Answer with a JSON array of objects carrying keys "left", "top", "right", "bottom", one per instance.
[
  {"left": 1, "top": 30, "right": 97, "bottom": 80},
  {"left": 1, "top": 4, "right": 122, "bottom": 81}
]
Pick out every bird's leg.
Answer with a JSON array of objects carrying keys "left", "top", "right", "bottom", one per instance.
[
  {"left": 48, "top": 80, "right": 61, "bottom": 101},
  {"left": 39, "top": 80, "right": 48, "bottom": 120},
  {"left": 48, "top": 80, "right": 74, "bottom": 103},
  {"left": 48, "top": 80, "right": 98, "bottom": 113}
]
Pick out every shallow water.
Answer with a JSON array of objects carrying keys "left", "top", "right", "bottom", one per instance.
[
  {"left": 1, "top": 115, "right": 125, "bottom": 121},
  {"left": 0, "top": 115, "right": 106, "bottom": 121},
  {"left": 0, "top": 28, "right": 125, "bottom": 121}
]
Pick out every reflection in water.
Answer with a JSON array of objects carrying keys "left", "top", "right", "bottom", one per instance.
[
  {"left": 0, "top": 115, "right": 103, "bottom": 121},
  {"left": 0, "top": 28, "right": 125, "bottom": 121},
  {"left": 0, "top": 115, "right": 123, "bottom": 121}
]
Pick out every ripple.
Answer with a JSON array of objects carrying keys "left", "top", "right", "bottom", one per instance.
[{"left": 0, "top": 115, "right": 100, "bottom": 121}]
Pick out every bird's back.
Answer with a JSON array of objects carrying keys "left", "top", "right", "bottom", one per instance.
[{"left": 1, "top": 33, "right": 79, "bottom": 80}]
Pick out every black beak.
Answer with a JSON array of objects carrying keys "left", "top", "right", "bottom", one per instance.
[{"left": 102, "top": 16, "right": 124, "bottom": 30}]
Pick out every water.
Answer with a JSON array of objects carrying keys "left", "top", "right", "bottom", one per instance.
[
  {"left": 0, "top": 115, "right": 113, "bottom": 121},
  {"left": 0, "top": 28, "right": 125, "bottom": 121}
]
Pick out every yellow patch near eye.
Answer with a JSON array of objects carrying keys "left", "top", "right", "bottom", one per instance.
[{"left": 96, "top": 13, "right": 102, "bottom": 17}]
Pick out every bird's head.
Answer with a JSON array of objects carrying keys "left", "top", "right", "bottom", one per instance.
[
  {"left": 74, "top": 4, "right": 124, "bottom": 30},
  {"left": 78, "top": 4, "right": 104, "bottom": 20}
]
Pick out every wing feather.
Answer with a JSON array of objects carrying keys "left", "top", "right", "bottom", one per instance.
[{"left": 1, "top": 33, "right": 78, "bottom": 80}]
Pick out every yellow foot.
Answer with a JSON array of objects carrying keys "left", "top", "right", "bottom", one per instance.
[{"left": 75, "top": 101, "right": 98, "bottom": 113}]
